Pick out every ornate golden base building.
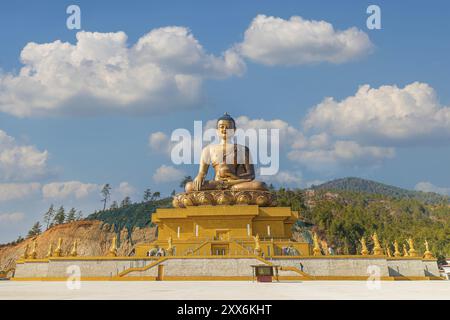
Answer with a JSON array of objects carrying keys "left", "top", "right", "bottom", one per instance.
[{"left": 135, "top": 204, "right": 310, "bottom": 257}]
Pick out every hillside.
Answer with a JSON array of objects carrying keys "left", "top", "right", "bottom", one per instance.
[
  {"left": 277, "top": 187, "right": 450, "bottom": 263},
  {"left": 0, "top": 220, "right": 156, "bottom": 272},
  {"left": 0, "top": 199, "right": 171, "bottom": 272},
  {"left": 311, "top": 177, "right": 449, "bottom": 205},
  {"left": 85, "top": 197, "right": 172, "bottom": 241}
]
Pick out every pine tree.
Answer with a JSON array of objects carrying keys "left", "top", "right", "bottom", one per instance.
[
  {"left": 43, "top": 204, "right": 55, "bottom": 229},
  {"left": 76, "top": 211, "right": 83, "bottom": 220},
  {"left": 27, "top": 222, "right": 42, "bottom": 238},
  {"left": 101, "top": 183, "right": 112, "bottom": 211},
  {"left": 143, "top": 189, "right": 152, "bottom": 201},
  {"left": 66, "top": 208, "right": 76, "bottom": 223},
  {"left": 151, "top": 192, "right": 161, "bottom": 201},
  {"left": 120, "top": 196, "right": 131, "bottom": 208},
  {"left": 53, "top": 206, "right": 66, "bottom": 225},
  {"left": 110, "top": 201, "right": 118, "bottom": 209},
  {"left": 171, "top": 190, "right": 176, "bottom": 196}
]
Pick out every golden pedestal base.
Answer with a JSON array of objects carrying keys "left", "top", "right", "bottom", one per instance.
[{"left": 136, "top": 205, "right": 310, "bottom": 257}]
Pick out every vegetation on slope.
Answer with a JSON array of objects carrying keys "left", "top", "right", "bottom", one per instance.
[
  {"left": 276, "top": 188, "right": 450, "bottom": 263},
  {"left": 312, "top": 177, "right": 449, "bottom": 205},
  {"left": 86, "top": 197, "right": 172, "bottom": 243}
]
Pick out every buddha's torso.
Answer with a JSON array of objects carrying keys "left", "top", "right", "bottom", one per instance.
[{"left": 201, "top": 143, "right": 251, "bottom": 180}]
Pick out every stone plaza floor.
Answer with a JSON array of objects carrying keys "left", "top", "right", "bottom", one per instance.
[{"left": 0, "top": 280, "right": 449, "bottom": 300}]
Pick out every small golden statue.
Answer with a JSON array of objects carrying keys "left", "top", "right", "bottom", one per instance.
[
  {"left": 46, "top": 243, "right": 53, "bottom": 258},
  {"left": 53, "top": 238, "right": 63, "bottom": 257},
  {"left": 408, "top": 238, "right": 417, "bottom": 257},
  {"left": 384, "top": 242, "right": 392, "bottom": 257},
  {"left": 70, "top": 240, "right": 78, "bottom": 257},
  {"left": 167, "top": 236, "right": 174, "bottom": 256},
  {"left": 423, "top": 239, "right": 434, "bottom": 259},
  {"left": 253, "top": 234, "right": 261, "bottom": 256},
  {"left": 108, "top": 236, "right": 117, "bottom": 257},
  {"left": 29, "top": 240, "right": 37, "bottom": 259},
  {"left": 393, "top": 240, "right": 401, "bottom": 257},
  {"left": 313, "top": 233, "right": 322, "bottom": 256},
  {"left": 372, "top": 232, "right": 383, "bottom": 255},
  {"left": 403, "top": 243, "right": 409, "bottom": 257},
  {"left": 360, "top": 237, "right": 369, "bottom": 255},
  {"left": 20, "top": 244, "right": 29, "bottom": 260},
  {"left": 322, "top": 240, "right": 329, "bottom": 256}
]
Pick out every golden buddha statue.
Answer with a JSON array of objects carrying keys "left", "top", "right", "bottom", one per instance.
[
  {"left": 253, "top": 234, "right": 261, "bottom": 255},
  {"left": 402, "top": 243, "right": 409, "bottom": 257},
  {"left": 407, "top": 238, "right": 417, "bottom": 257},
  {"left": 360, "top": 237, "right": 369, "bottom": 256},
  {"left": 372, "top": 232, "right": 383, "bottom": 255},
  {"left": 174, "top": 113, "right": 275, "bottom": 207},
  {"left": 186, "top": 113, "right": 267, "bottom": 192},
  {"left": 423, "top": 239, "right": 434, "bottom": 259},
  {"left": 393, "top": 240, "right": 401, "bottom": 257},
  {"left": 108, "top": 236, "right": 117, "bottom": 257}
]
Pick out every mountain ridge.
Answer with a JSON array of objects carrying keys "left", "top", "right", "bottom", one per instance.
[{"left": 310, "top": 177, "right": 449, "bottom": 205}]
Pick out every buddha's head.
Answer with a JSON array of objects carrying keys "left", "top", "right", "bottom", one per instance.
[{"left": 216, "top": 113, "right": 236, "bottom": 140}]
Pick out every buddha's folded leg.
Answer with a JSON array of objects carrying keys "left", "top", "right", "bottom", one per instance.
[
  {"left": 185, "top": 180, "right": 221, "bottom": 192},
  {"left": 230, "top": 180, "right": 268, "bottom": 191}
]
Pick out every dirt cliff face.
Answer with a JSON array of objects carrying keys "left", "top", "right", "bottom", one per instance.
[{"left": 0, "top": 220, "right": 156, "bottom": 272}]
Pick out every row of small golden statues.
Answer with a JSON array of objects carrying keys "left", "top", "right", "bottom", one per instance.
[
  {"left": 21, "top": 233, "right": 434, "bottom": 259},
  {"left": 312, "top": 232, "right": 434, "bottom": 259},
  {"left": 20, "top": 236, "right": 119, "bottom": 260}
]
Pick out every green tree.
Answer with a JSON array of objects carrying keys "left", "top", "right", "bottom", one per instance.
[
  {"left": 53, "top": 206, "right": 66, "bottom": 225},
  {"left": 151, "top": 192, "right": 161, "bottom": 201},
  {"left": 143, "top": 189, "right": 152, "bottom": 201},
  {"left": 27, "top": 222, "right": 42, "bottom": 238},
  {"left": 76, "top": 211, "right": 83, "bottom": 220},
  {"left": 121, "top": 196, "right": 131, "bottom": 208},
  {"left": 43, "top": 204, "right": 55, "bottom": 229},
  {"left": 66, "top": 208, "right": 76, "bottom": 223},
  {"left": 110, "top": 201, "right": 118, "bottom": 210},
  {"left": 101, "top": 183, "right": 112, "bottom": 211}
]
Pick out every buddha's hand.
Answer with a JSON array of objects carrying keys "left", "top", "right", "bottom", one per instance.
[{"left": 193, "top": 175, "right": 204, "bottom": 191}]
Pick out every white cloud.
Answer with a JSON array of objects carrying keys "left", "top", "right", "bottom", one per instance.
[
  {"left": 239, "top": 14, "right": 373, "bottom": 66},
  {"left": 304, "top": 82, "right": 450, "bottom": 145},
  {"left": 42, "top": 181, "right": 101, "bottom": 199},
  {"left": 0, "top": 28, "right": 245, "bottom": 117},
  {"left": 153, "top": 165, "right": 185, "bottom": 183},
  {"left": 114, "top": 182, "right": 137, "bottom": 199},
  {"left": 0, "top": 130, "right": 49, "bottom": 182},
  {"left": 262, "top": 170, "right": 302, "bottom": 186},
  {"left": 0, "top": 183, "right": 41, "bottom": 202},
  {"left": 149, "top": 131, "right": 171, "bottom": 154},
  {"left": 0, "top": 212, "right": 25, "bottom": 224},
  {"left": 414, "top": 182, "right": 450, "bottom": 196},
  {"left": 288, "top": 138, "right": 395, "bottom": 171}
]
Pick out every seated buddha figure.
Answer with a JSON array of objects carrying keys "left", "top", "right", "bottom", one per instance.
[{"left": 185, "top": 113, "right": 268, "bottom": 192}]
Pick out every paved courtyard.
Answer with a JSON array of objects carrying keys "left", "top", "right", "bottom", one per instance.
[{"left": 0, "top": 281, "right": 449, "bottom": 300}]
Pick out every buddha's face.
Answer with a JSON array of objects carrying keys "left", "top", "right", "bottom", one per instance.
[{"left": 217, "top": 120, "right": 235, "bottom": 140}]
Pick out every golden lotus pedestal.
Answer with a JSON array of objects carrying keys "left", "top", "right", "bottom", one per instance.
[
  {"left": 135, "top": 202, "right": 310, "bottom": 257},
  {"left": 172, "top": 190, "right": 277, "bottom": 208}
]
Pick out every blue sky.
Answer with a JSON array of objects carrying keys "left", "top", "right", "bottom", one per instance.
[{"left": 1, "top": 0, "right": 450, "bottom": 242}]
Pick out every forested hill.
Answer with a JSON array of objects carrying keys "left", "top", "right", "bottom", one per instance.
[
  {"left": 86, "top": 197, "right": 172, "bottom": 237},
  {"left": 311, "top": 177, "right": 449, "bottom": 205}
]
